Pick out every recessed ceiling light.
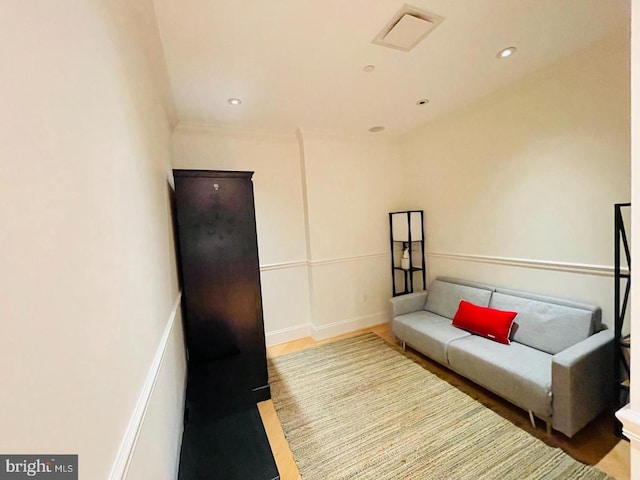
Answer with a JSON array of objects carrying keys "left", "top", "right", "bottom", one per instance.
[
  {"left": 496, "top": 47, "right": 517, "bottom": 59},
  {"left": 416, "top": 98, "right": 430, "bottom": 106},
  {"left": 228, "top": 98, "right": 242, "bottom": 105},
  {"left": 363, "top": 65, "right": 376, "bottom": 73},
  {"left": 368, "top": 126, "right": 385, "bottom": 133}
]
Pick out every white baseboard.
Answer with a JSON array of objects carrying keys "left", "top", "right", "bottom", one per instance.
[
  {"left": 265, "top": 313, "right": 390, "bottom": 346},
  {"left": 265, "top": 323, "right": 311, "bottom": 346},
  {"left": 616, "top": 404, "right": 640, "bottom": 443},
  {"left": 108, "top": 292, "right": 183, "bottom": 480},
  {"left": 310, "top": 312, "right": 389, "bottom": 341}
]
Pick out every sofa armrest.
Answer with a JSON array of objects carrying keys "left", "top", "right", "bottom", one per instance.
[
  {"left": 390, "top": 291, "right": 428, "bottom": 317},
  {"left": 551, "top": 329, "right": 614, "bottom": 437}
]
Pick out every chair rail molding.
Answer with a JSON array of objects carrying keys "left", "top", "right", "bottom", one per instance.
[
  {"left": 309, "top": 252, "right": 388, "bottom": 267},
  {"left": 427, "top": 252, "right": 624, "bottom": 277},
  {"left": 259, "top": 260, "right": 308, "bottom": 272},
  {"left": 260, "top": 252, "right": 623, "bottom": 277},
  {"left": 260, "top": 253, "right": 389, "bottom": 271},
  {"left": 108, "top": 292, "right": 183, "bottom": 480}
]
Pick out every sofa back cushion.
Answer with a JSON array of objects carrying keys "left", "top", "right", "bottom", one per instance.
[
  {"left": 489, "top": 290, "right": 599, "bottom": 354},
  {"left": 424, "top": 278, "right": 493, "bottom": 319}
]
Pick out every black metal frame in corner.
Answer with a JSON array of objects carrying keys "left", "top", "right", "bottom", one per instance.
[{"left": 614, "top": 202, "right": 631, "bottom": 437}]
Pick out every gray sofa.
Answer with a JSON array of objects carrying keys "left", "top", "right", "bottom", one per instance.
[{"left": 390, "top": 276, "right": 614, "bottom": 437}]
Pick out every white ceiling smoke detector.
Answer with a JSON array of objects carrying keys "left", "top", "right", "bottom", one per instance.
[{"left": 373, "top": 4, "right": 444, "bottom": 52}]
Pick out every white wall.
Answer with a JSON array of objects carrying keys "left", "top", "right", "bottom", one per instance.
[
  {"left": 0, "top": 1, "right": 184, "bottom": 479},
  {"left": 299, "top": 132, "right": 406, "bottom": 338},
  {"left": 401, "top": 30, "right": 631, "bottom": 328}
]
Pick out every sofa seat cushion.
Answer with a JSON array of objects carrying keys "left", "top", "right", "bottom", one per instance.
[
  {"left": 392, "top": 311, "right": 471, "bottom": 365},
  {"left": 424, "top": 278, "right": 493, "bottom": 319},
  {"left": 447, "top": 336, "right": 553, "bottom": 418}
]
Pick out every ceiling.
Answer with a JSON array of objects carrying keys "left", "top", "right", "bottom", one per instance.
[{"left": 152, "top": 0, "right": 630, "bottom": 136}]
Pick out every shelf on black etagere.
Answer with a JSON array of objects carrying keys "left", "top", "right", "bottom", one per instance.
[{"left": 389, "top": 210, "right": 426, "bottom": 297}]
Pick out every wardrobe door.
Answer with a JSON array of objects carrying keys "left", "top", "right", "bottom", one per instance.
[{"left": 174, "top": 170, "right": 267, "bottom": 392}]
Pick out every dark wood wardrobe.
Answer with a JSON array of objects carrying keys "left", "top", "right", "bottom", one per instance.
[{"left": 173, "top": 169, "right": 278, "bottom": 480}]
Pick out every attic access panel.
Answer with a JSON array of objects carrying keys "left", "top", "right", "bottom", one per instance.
[{"left": 372, "top": 4, "right": 444, "bottom": 52}]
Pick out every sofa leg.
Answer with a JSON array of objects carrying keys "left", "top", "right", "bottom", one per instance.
[
  {"left": 401, "top": 341, "right": 406, "bottom": 351},
  {"left": 528, "top": 410, "right": 536, "bottom": 429},
  {"left": 546, "top": 422, "right": 552, "bottom": 435}
]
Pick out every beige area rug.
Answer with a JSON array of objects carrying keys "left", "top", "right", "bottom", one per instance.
[{"left": 268, "top": 333, "right": 613, "bottom": 480}]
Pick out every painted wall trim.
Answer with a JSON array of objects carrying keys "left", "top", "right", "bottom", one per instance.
[
  {"left": 260, "top": 253, "right": 389, "bottom": 271},
  {"left": 265, "top": 323, "right": 311, "bottom": 346},
  {"left": 310, "top": 311, "right": 389, "bottom": 341},
  {"left": 260, "top": 251, "right": 624, "bottom": 277},
  {"left": 427, "top": 252, "right": 626, "bottom": 277},
  {"left": 108, "top": 292, "right": 183, "bottom": 480},
  {"left": 260, "top": 260, "right": 308, "bottom": 272},
  {"left": 616, "top": 404, "right": 640, "bottom": 443},
  {"left": 174, "top": 121, "right": 296, "bottom": 138},
  {"left": 310, "top": 252, "right": 388, "bottom": 267}
]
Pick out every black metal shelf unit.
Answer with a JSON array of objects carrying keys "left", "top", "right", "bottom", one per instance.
[
  {"left": 389, "top": 210, "right": 426, "bottom": 296},
  {"left": 614, "top": 202, "right": 631, "bottom": 436}
]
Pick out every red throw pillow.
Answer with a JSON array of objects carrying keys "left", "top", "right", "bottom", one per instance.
[{"left": 452, "top": 300, "right": 517, "bottom": 345}]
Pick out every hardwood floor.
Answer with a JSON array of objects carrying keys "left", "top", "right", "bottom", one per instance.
[{"left": 258, "top": 324, "right": 630, "bottom": 480}]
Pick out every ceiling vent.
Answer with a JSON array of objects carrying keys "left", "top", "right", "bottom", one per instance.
[{"left": 372, "top": 4, "right": 444, "bottom": 52}]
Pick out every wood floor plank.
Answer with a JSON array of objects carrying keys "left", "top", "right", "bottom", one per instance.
[{"left": 257, "top": 400, "right": 300, "bottom": 480}]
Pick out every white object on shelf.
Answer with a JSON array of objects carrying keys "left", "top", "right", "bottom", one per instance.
[{"left": 401, "top": 247, "right": 410, "bottom": 270}]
